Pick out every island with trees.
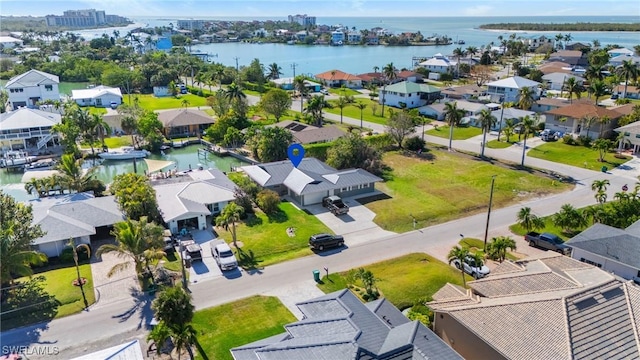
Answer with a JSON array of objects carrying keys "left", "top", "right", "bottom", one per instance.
[{"left": 479, "top": 22, "right": 640, "bottom": 32}]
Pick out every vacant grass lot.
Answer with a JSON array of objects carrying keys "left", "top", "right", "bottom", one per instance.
[
  {"left": 193, "top": 296, "right": 296, "bottom": 360},
  {"left": 213, "top": 202, "right": 332, "bottom": 267},
  {"left": 426, "top": 126, "right": 483, "bottom": 140},
  {"left": 318, "top": 253, "right": 468, "bottom": 309},
  {"left": 366, "top": 151, "right": 572, "bottom": 232},
  {"left": 324, "top": 98, "right": 390, "bottom": 125},
  {"left": 527, "top": 141, "right": 630, "bottom": 171},
  {"left": 123, "top": 94, "right": 208, "bottom": 111}
]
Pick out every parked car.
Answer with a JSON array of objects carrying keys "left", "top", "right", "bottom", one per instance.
[
  {"left": 323, "top": 195, "right": 349, "bottom": 216},
  {"left": 525, "top": 232, "right": 571, "bottom": 255},
  {"left": 320, "top": 88, "right": 329, "bottom": 95},
  {"left": 450, "top": 255, "right": 491, "bottom": 279},
  {"left": 611, "top": 94, "right": 619, "bottom": 100},
  {"left": 309, "top": 233, "right": 344, "bottom": 251},
  {"left": 211, "top": 242, "right": 238, "bottom": 271},
  {"left": 181, "top": 240, "right": 203, "bottom": 261}
]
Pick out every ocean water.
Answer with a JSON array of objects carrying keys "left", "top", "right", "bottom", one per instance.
[{"left": 75, "top": 16, "right": 639, "bottom": 75}]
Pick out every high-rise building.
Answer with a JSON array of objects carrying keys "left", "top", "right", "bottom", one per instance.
[
  {"left": 45, "top": 9, "right": 129, "bottom": 27},
  {"left": 177, "top": 19, "right": 207, "bottom": 31},
  {"left": 287, "top": 14, "right": 316, "bottom": 27}
]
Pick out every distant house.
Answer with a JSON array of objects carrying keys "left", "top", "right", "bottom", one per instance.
[
  {"left": 490, "top": 107, "right": 536, "bottom": 131},
  {"left": 0, "top": 36, "right": 23, "bottom": 48},
  {"left": 270, "top": 120, "right": 346, "bottom": 144},
  {"left": 440, "top": 84, "right": 486, "bottom": 100},
  {"left": 154, "top": 37, "right": 173, "bottom": 52},
  {"left": 153, "top": 168, "right": 236, "bottom": 234},
  {"left": 419, "top": 100, "right": 488, "bottom": 122},
  {"left": 541, "top": 72, "right": 584, "bottom": 91},
  {"left": 615, "top": 121, "right": 640, "bottom": 154},
  {"left": 613, "top": 85, "right": 640, "bottom": 100},
  {"left": 331, "top": 30, "right": 345, "bottom": 45},
  {"left": 485, "top": 76, "right": 540, "bottom": 103},
  {"left": 272, "top": 77, "right": 321, "bottom": 92},
  {"left": 418, "top": 53, "right": 456, "bottom": 74},
  {"left": 241, "top": 157, "right": 382, "bottom": 206},
  {"left": 347, "top": 31, "right": 361, "bottom": 43},
  {"left": 356, "top": 72, "right": 384, "bottom": 86},
  {"left": 608, "top": 54, "right": 640, "bottom": 68},
  {"left": 379, "top": 81, "right": 441, "bottom": 109},
  {"left": 531, "top": 97, "right": 582, "bottom": 113},
  {"left": 365, "top": 34, "right": 379, "bottom": 45},
  {"left": 28, "top": 193, "right": 125, "bottom": 257},
  {"left": 608, "top": 47, "right": 635, "bottom": 58},
  {"left": 315, "top": 70, "right": 362, "bottom": 89},
  {"left": 563, "top": 42, "right": 590, "bottom": 52},
  {"left": 0, "top": 108, "right": 61, "bottom": 151},
  {"left": 428, "top": 254, "right": 640, "bottom": 360},
  {"left": 521, "top": 35, "right": 554, "bottom": 51},
  {"left": 157, "top": 108, "right": 215, "bottom": 138},
  {"left": 231, "top": 289, "right": 464, "bottom": 360},
  {"left": 6, "top": 70, "right": 60, "bottom": 109},
  {"left": 566, "top": 220, "right": 640, "bottom": 283},
  {"left": 396, "top": 70, "right": 423, "bottom": 83},
  {"left": 548, "top": 50, "right": 588, "bottom": 67},
  {"left": 71, "top": 85, "right": 123, "bottom": 108},
  {"left": 537, "top": 61, "right": 573, "bottom": 75},
  {"left": 545, "top": 103, "right": 624, "bottom": 138}
]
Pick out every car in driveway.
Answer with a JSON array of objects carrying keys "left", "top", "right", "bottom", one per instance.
[
  {"left": 211, "top": 242, "right": 238, "bottom": 271},
  {"left": 450, "top": 255, "right": 490, "bottom": 279},
  {"left": 320, "top": 88, "right": 329, "bottom": 95},
  {"left": 309, "top": 233, "right": 344, "bottom": 251}
]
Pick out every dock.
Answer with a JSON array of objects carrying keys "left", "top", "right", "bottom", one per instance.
[{"left": 198, "top": 145, "right": 229, "bottom": 157}]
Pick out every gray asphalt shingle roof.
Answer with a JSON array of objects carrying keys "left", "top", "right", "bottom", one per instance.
[
  {"left": 566, "top": 221, "right": 640, "bottom": 268},
  {"left": 6, "top": 69, "right": 59, "bottom": 88}
]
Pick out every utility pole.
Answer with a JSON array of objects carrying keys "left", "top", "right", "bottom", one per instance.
[
  {"left": 497, "top": 103, "right": 505, "bottom": 141},
  {"left": 483, "top": 175, "right": 497, "bottom": 252},
  {"left": 291, "top": 63, "right": 298, "bottom": 78},
  {"left": 233, "top": 57, "right": 240, "bottom": 83}
]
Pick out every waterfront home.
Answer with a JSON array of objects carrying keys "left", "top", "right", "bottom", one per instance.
[
  {"left": 347, "top": 31, "right": 361, "bottom": 44},
  {"left": 71, "top": 85, "right": 123, "bottom": 108},
  {"left": 566, "top": 220, "right": 640, "bottom": 283},
  {"left": 609, "top": 54, "right": 640, "bottom": 68},
  {"left": 548, "top": 50, "right": 588, "bottom": 67},
  {"left": 153, "top": 168, "right": 236, "bottom": 233},
  {"left": 545, "top": 103, "right": 623, "bottom": 138},
  {"left": 418, "top": 53, "right": 456, "bottom": 75},
  {"left": 231, "top": 289, "right": 463, "bottom": 360},
  {"left": 608, "top": 47, "right": 635, "bottom": 58},
  {"left": 379, "top": 81, "right": 441, "bottom": 109},
  {"left": 541, "top": 72, "right": 585, "bottom": 91},
  {"left": 270, "top": 120, "right": 346, "bottom": 144},
  {"left": 331, "top": 30, "right": 345, "bottom": 45},
  {"left": 0, "top": 36, "right": 23, "bottom": 49},
  {"left": 440, "top": 84, "right": 486, "bottom": 100},
  {"left": 613, "top": 85, "right": 640, "bottom": 99},
  {"left": 365, "top": 33, "right": 379, "bottom": 45},
  {"left": 485, "top": 76, "right": 541, "bottom": 103},
  {"left": 295, "top": 30, "right": 308, "bottom": 41},
  {"left": 356, "top": 72, "right": 384, "bottom": 86},
  {"left": 521, "top": 35, "right": 554, "bottom": 51},
  {"left": 241, "top": 157, "right": 382, "bottom": 206},
  {"left": 0, "top": 108, "right": 61, "bottom": 151},
  {"left": 616, "top": 120, "right": 640, "bottom": 154},
  {"left": 157, "top": 108, "right": 215, "bottom": 138},
  {"left": 315, "top": 70, "right": 362, "bottom": 89},
  {"left": 272, "top": 77, "right": 321, "bottom": 92},
  {"left": 28, "top": 193, "right": 125, "bottom": 257},
  {"left": 6, "top": 69, "right": 60, "bottom": 109},
  {"left": 563, "top": 42, "right": 591, "bottom": 51},
  {"left": 428, "top": 254, "right": 640, "bottom": 360}
]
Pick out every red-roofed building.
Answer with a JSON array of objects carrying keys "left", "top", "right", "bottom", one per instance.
[
  {"left": 545, "top": 103, "right": 624, "bottom": 138},
  {"left": 314, "top": 70, "right": 363, "bottom": 89}
]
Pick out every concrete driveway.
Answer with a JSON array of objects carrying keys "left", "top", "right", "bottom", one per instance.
[
  {"left": 183, "top": 229, "right": 225, "bottom": 284},
  {"left": 305, "top": 194, "right": 396, "bottom": 246}
]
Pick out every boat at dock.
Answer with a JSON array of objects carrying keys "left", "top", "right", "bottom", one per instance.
[
  {"left": 0, "top": 150, "right": 36, "bottom": 168},
  {"left": 25, "top": 158, "right": 57, "bottom": 171},
  {"left": 98, "top": 147, "right": 150, "bottom": 160}
]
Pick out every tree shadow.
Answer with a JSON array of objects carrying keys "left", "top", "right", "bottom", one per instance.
[
  {"left": 244, "top": 214, "right": 263, "bottom": 227},
  {"left": 111, "top": 287, "right": 155, "bottom": 330},
  {"left": 236, "top": 248, "right": 264, "bottom": 275},
  {"left": 267, "top": 210, "right": 288, "bottom": 223},
  {"left": 356, "top": 193, "right": 392, "bottom": 205},
  {"left": 1, "top": 276, "right": 59, "bottom": 332}
]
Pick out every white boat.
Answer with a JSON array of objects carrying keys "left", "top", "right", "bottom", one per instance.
[
  {"left": 26, "top": 158, "right": 57, "bottom": 170},
  {"left": 0, "top": 150, "right": 36, "bottom": 168},
  {"left": 98, "top": 147, "right": 149, "bottom": 160}
]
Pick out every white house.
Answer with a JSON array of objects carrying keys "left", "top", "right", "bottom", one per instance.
[
  {"left": 5, "top": 70, "right": 60, "bottom": 109},
  {"left": 0, "top": 36, "right": 23, "bottom": 49},
  {"left": 486, "top": 76, "right": 540, "bottom": 103},
  {"left": 153, "top": 168, "right": 237, "bottom": 234},
  {"left": 0, "top": 108, "right": 61, "bottom": 151},
  {"left": 608, "top": 54, "right": 640, "bottom": 68},
  {"left": 566, "top": 221, "right": 640, "bottom": 283},
  {"left": 521, "top": 35, "right": 554, "bottom": 51},
  {"left": 418, "top": 53, "right": 456, "bottom": 74},
  {"left": 331, "top": 30, "right": 345, "bottom": 45},
  {"left": 71, "top": 85, "right": 123, "bottom": 108},
  {"left": 379, "top": 81, "right": 441, "bottom": 109},
  {"left": 616, "top": 121, "right": 640, "bottom": 154},
  {"left": 490, "top": 107, "right": 536, "bottom": 131},
  {"left": 608, "top": 47, "right": 634, "bottom": 58},
  {"left": 541, "top": 72, "right": 585, "bottom": 91},
  {"left": 419, "top": 100, "right": 489, "bottom": 122},
  {"left": 347, "top": 31, "right": 361, "bottom": 43}
]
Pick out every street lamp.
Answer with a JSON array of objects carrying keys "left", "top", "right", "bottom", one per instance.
[{"left": 483, "top": 175, "right": 497, "bottom": 252}]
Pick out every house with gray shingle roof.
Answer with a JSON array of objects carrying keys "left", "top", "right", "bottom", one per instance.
[
  {"left": 566, "top": 220, "right": 640, "bottom": 282},
  {"left": 231, "top": 289, "right": 463, "bottom": 360},
  {"left": 5, "top": 69, "right": 60, "bottom": 109},
  {"left": 28, "top": 193, "right": 124, "bottom": 257},
  {"left": 0, "top": 107, "right": 61, "bottom": 151},
  {"left": 241, "top": 158, "right": 382, "bottom": 206},
  {"left": 157, "top": 108, "right": 215, "bottom": 138},
  {"left": 270, "top": 120, "right": 346, "bottom": 144},
  {"left": 428, "top": 253, "right": 640, "bottom": 360}
]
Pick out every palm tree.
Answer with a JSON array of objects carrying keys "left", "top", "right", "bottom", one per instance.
[
  {"left": 215, "top": 202, "right": 244, "bottom": 249},
  {"left": 305, "top": 95, "right": 330, "bottom": 127},
  {"left": 585, "top": 64, "right": 604, "bottom": 82},
  {"left": 517, "top": 86, "right": 535, "bottom": 110},
  {"left": 335, "top": 96, "right": 354, "bottom": 124},
  {"left": 598, "top": 116, "right": 611, "bottom": 138},
  {"left": 519, "top": 115, "right": 537, "bottom": 167},
  {"left": 448, "top": 246, "right": 470, "bottom": 287},
  {"left": 487, "top": 236, "right": 516, "bottom": 263},
  {"left": 373, "top": 65, "right": 379, "bottom": 73},
  {"left": 517, "top": 207, "right": 545, "bottom": 233},
  {"left": 443, "top": 102, "right": 464, "bottom": 151},
  {"left": 224, "top": 82, "right": 246, "bottom": 103},
  {"left": 0, "top": 238, "right": 46, "bottom": 287},
  {"left": 553, "top": 204, "right": 587, "bottom": 234},
  {"left": 478, "top": 108, "right": 497, "bottom": 158},
  {"left": 266, "top": 62, "right": 283, "bottom": 80},
  {"left": 453, "top": 47, "right": 465, "bottom": 75},
  {"left": 563, "top": 77, "right": 582, "bottom": 104},
  {"left": 563, "top": 33, "right": 572, "bottom": 48},
  {"left": 591, "top": 179, "right": 610, "bottom": 203},
  {"left": 172, "top": 323, "right": 197, "bottom": 360},
  {"left": 56, "top": 154, "right": 101, "bottom": 194},
  {"left": 354, "top": 102, "right": 367, "bottom": 128},
  {"left": 68, "top": 238, "right": 91, "bottom": 308},
  {"left": 588, "top": 80, "right": 607, "bottom": 106},
  {"left": 581, "top": 114, "right": 598, "bottom": 138},
  {"left": 502, "top": 119, "right": 515, "bottom": 143},
  {"left": 293, "top": 75, "right": 307, "bottom": 113},
  {"left": 616, "top": 59, "right": 639, "bottom": 99},
  {"left": 91, "top": 114, "right": 111, "bottom": 148},
  {"left": 121, "top": 115, "right": 138, "bottom": 147},
  {"left": 181, "top": 99, "right": 190, "bottom": 108},
  {"left": 381, "top": 62, "right": 397, "bottom": 117}
]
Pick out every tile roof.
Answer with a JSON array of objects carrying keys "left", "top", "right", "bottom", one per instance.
[
  {"left": 0, "top": 108, "right": 61, "bottom": 131},
  {"left": 383, "top": 81, "right": 440, "bottom": 95},
  {"left": 315, "top": 70, "right": 362, "bottom": 81},
  {"left": 432, "top": 283, "right": 468, "bottom": 301},
  {"left": 546, "top": 103, "right": 624, "bottom": 119},
  {"left": 565, "top": 221, "right": 640, "bottom": 269},
  {"left": 157, "top": 109, "right": 215, "bottom": 127},
  {"left": 614, "top": 85, "right": 639, "bottom": 94},
  {"left": 470, "top": 271, "right": 578, "bottom": 298},
  {"left": 6, "top": 69, "right": 59, "bottom": 88},
  {"left": 487, "top": 260, "right": 524, "bottom": 275},
  {"left": 486, "top": 76, "right": 540, "bottom": 89}
]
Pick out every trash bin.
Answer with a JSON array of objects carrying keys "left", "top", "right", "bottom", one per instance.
[
  {"left": 313, "top": 270, "right": 320, "bottom": 282},
  {"left": 601, "top": 166, "right": 608, "bottom": 173}
]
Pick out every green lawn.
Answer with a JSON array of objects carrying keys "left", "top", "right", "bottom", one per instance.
[
  {"left": 213, "top": 202, "right": 333, "bottom": 267},
  {"left": 103, "top": 136, "right": 133, "bottom": 148},
  {"left": 527, "top": 141, "right": 631, "bottom": 171},
  {"left": 317, "top": 253, "right": 468, "bottom": 309},
  {"left": 193, "top": 296, "right": 296, "bottom": 360},
  {"left": 123, "top": 94, "right": 208, "bottom": 111},
  {"left": 86, "top": 107, "right": 108, "bottom": 115},
  {"left": 486, "top": 139, "right": 514, "bottom": 149},
  {"left": 365, "top": 151, "right": 572, "bottom": 232},
  {"left": 328, "top": 88, "right": 361, "bottom": 96},
  {"left": 426, "top": 126, "right": 483, "bottom": 140},
  {"left": 324, "top": 98, "right": 390, "bottom": 125},
  {"left": 509, "top": 216, "right": 586, "bottom": 241}
]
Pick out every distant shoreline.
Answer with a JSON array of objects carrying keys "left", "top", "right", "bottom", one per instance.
[{"left": 479, "top": 23, "right": 640, "bottom": 32}]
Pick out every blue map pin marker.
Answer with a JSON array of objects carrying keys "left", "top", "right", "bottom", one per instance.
[{"left": 287, "top": 144, "right": 305, "bottom": 168}]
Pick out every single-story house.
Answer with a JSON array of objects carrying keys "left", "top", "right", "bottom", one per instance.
[
  {"left": 315, "top": 70, "right": 362, "bottom": 89},
  {"left": 615, "top": 121, "right": 640, "bottom": 153},
  {"left": 530, "top": 97, "right": 579, "bottom": 113},
  {"left": 491, "top": 107, "right": 536, "bottom": 131},
  {"left": 419, "top": 100, "right": 489, "bottom": 122},
  {"left": 486, "top": 76, "right": 540, "bottom": 104},
  {"left": 608, "top": 47, "right": 635, "bottom": 58},
  {"left": 272, "top": 77, "right": 321, "bottom": 92},
  {"left": 537, "top": 61, "right": 573, "bottom": 75},
  {"left": 153, "top": 168, "right": 236, "bottom": 234},
  {"left": 0, "top": 107, "right": 61, "bottom": 151},
  {"left": 380, "top": 81, "right": 441, "bottom": 109},
  {"left": 0, "top": 36, "right": 23, "bottom": 49},
  {"left": 157, "top": 108, "right": 215, "bottom": 138},
  {"left": 270, "top": 120, "right": 346, "bottom": 144},
  {"left": 356, "top": 72, "right": 384, "bottom": 86},
  {"left": 548, "top": 50, "right": 588, "bottom": 67},
  {"left": 231, "top": 289, "right": 463, "bottom": 360},
  {"left": 28, "top": 193, "right": 125, "bottom": 257},
  {"left": 608, "top": 54, "right": 640, "bottom": 68},
  {"left": 541, "top": 72, "right": 584, "bottom": 91},
  {"left": 418, "top": 53, "right": 456, "bottom": 74},
  {"left": 613, "top": 85, "right": 640, "bottom": 100},
  {"left": 566, "top": 220, "right": 640, "bottom": 283},
  {"left": 440, "top": 84, "right": 486, "bottom": 100},
  {"left": 428, "top": 254, "right": 640, "bottom": 360},
  {"left": 241, "top": 157, "right": 382, "bottom": 206},
  {"left": 396, "top": 70, "right": 424, "bottom": 83},
  {"left": 545, "top": 103, "right": 623, "bottom": 138},
  {"left": 71, "top": 85, "right": 123, "bottom": 108}
]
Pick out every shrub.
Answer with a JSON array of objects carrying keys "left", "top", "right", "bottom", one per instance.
[
  {"left": 536, "top": 122, "right": 545, "bottom": 131},
  {"left": 577, "top": 135, "right": 592, "bottom": 147},
  {"left": 403, "top": 136, "right": 426, "bottom": 151},
  {"left": 256, "top": 189, "right": 281, "bottom": 215},
  {"left": 365, "top": 133, "right": 395, "bottom": 151},
  {"left": 562, "top": 134, "right": 576, "bottom": 145},
  {"left": 304, "top": 142, "right": 332, "bottom": 161},
  {"left": 59, "top": 245, "right": 91, "bottom": 264}
]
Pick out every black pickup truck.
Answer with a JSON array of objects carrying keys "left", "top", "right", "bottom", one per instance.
[
  {"left": 323, "top": 196, "right": 349, "bottom": 216},
  {"left": 525, "top": 232, "right": 572, "bottom": 255}
]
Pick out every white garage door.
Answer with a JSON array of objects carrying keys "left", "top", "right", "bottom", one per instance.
[{"left": 304, "top": 191, "right": 327, "bottom": 206}]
